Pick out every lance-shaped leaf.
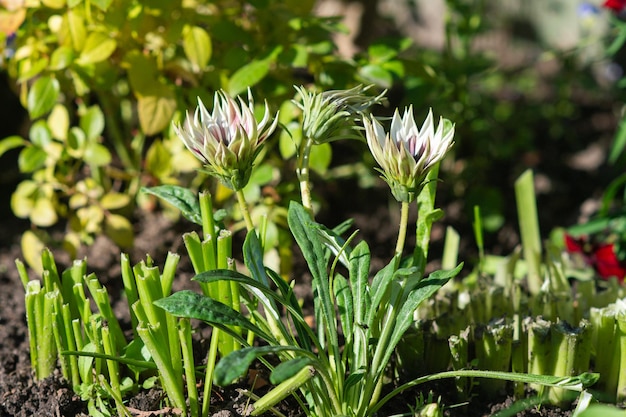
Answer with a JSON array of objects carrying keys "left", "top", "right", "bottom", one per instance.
[
  {"left": 154, "top": 290, "right": 271, "bottom": 342},
  {"left": 214, "top": 345, "right": 308, "bottom": 386},
  {"left": 142, "top": 185, "right": 201, "bottom": 225},
  {"left": 288, "top": 201, "right": 337, "bottom": 348},
  {"left": 378, "top": 263, "right": 463, "bottom": 375}
]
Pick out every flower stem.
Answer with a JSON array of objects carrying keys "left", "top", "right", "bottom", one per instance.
[
  {"left": 236, "top": 189, "right": 255, "bottom": 232},
  {"left": 395, "top": 201, "right": 410, "bottom": 257},
  {"left": 297, "top": 137, "right": 314, "bottom": 216}
]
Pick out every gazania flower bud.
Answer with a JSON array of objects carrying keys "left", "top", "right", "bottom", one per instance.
[
  {"left": 173, "top": 89, "right": 278, "bottom": 191},
  {"left": 294, "top": 84, "right": 386, "bottom": 144},
  {"left": 364, "top": 107, "right": 455, "bottom": 203}
]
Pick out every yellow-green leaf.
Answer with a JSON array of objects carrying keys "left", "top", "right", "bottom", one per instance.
[
  {"left": 31, "top": 197, "right": 58, "bottom": 227},
  {"left": 100, "top": 192, "right": 131, "bottom": 210},
  {"left": 83, "top": 142, "right": 111, "bottom": 166},
  {"left": 66, "top": 10, "right": 86, "bottom": 51},
  {"left": 227, "top": 59, "right": 270, "bottom": 96},
  {"left": 21, "top": 230, "right": 47, "bottom": 275},
  {"left": 27, "top": 76, "right": 59, "bottom": 119},
  {"left": 0, "top": 135, "right": 26, "bottom": 158},
  {"left": 77, "top": 32, "right": 117, "bottom": 64},
  {"left": 138, "top": 88, "right": 177, "bottom": 135},
  {"left": 47, "top": 104, "right": 69, "bottom": 141},
  {"left": 104, "top": 213, "right": 134, "bottom": 248},
  {"left": 125, "top": 51, "right": 159, "bottom": 97},
  {"left": 183, "top": 25, "right": 211, "bottom": 72},
  {"left": 18, "top": 146, "right": 47, "bottom": 172},
  {"left": 11, "top": 180, "right": 37, "bottom": 218},
  {"left": 42, "top": 0, "right": 66, "bottom": 8},
  {"left": 49, "top": 46, "right": 75, "bottom": 70}
]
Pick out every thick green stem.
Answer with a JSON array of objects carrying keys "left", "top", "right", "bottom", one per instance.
[
  {"left": 395, "top": 201, "right": 410, "bottom": 257},
  {"left": 297, "top": 137, "right": 315, "bottom": 216},
  {"left": 236, "top": 188, "right": 255, "bottom": 232}
]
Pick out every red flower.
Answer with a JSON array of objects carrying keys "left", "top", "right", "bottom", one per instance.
[
  {"left": 564, "top": 234, "right": 626, "bottom": 282},
  {"left": 603, "top": 0, "right": 626, "bottom": 13}
]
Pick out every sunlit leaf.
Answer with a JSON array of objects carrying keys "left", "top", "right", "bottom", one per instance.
[
  {"left": 66, "top": 10, "right": 86, "bottom": 51},
  {"left": 11, "top": 180, "right": 37, "bottom": 218},
  {"left": 0, "top": 135, "right": 26, "bottom": 157},
  {"left": 227, "top": 59, "right": 270, "bottom": 96},
  {"left": 125, "top": 51, "right": 158, "bottom": 96},
  {"left": 27, "top": 76, "right": 59, "bottom": 119},
  {"left": 138, "top": 89, "right": 177, "bottom": 135},
  {"left": 18, "top": 146, "right": 47, "bottom": 172},
  {"left": 47, "top": 104, "right": 69, "bottom": 141},
  {"left": 84, "top": 143, "right": 112, "bottom": 166},
  {"left": 77, "top": 32, "right": 116, "bottom": 64},
  {"left": 91, "top": 0, "right": 112, "bottom": 11},
  {"left": 270, "top": 357, "right": 313, "bottom": 385},
  {"left": 42, "top": 0, "right": 65, "bottom": 8},
  {"left": 141, "top": 185, "right": 201, "bottom": 225},
  {"left": 21, "top": 230, "right": 46, "bottom": 275},
  {"left": 32, "top": 197, "right": 58, "bottom": 227},
  {"left": 309, "top": 142, "right": 331, "bottom": 175},
  {"left": 67, "top": 126, "right": 86, "bottom": 155},
  {"left": 183, "top": 25, "right": 211, "bottom": 72},
  {"left": 358, "top": 64, "right": 393, "bottom": 89},
  {"left": 100, "top": 192, "right": 131, "bottom": 210},
  {"left": 104, "top": 213, "right": 134, "bottom": 248},
  {"left": 80, "top": 105, "right": 105, "bottom": 142}
]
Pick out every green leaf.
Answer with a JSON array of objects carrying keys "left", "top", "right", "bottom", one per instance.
[
  {"left": 578, "top": 405, "right": 626, "bottom": 417},
  {"left": 141, "top": 185, "right": 201, "bottom": 225},
  {"left": 47, "top": 104, "right": 69, "bottom": 141},
  {"left": 183, "top": 25, "right": 212, "bottom": 72},
  {"left": 609, "top": 115, "right": 626, "bottom": 164},
  {"left": 27, "top": 76, "right": 60, "bottom": 119},
  {"left": 333, "top": 274, "right": 353, "bottom": 344},
  {"left": 227, "top": 59, "right": 270, "bottom": 96},
  {"left": 309, "top": 142, "right": 332, "bottom": 175},
  {"left": 29, "top": 120, "right": 53, "bottom": 148},
  {"left": 91, "top": 0, "right": 112, "bottom": 11},
  {"left": 380, "top": 263, "right": 464, "bottom": 375},
  {"left": 77, "top": 32, "right": 117, "bottom": 65},
  {"left": 42, "top": 0, "right": 66, "bottom": 8},
  {"left": 138, "top": 89, "right": 177, "bottom": 135},
  {"left": 80, "top": 105, "right": 105, "bottom": 142},
  {"left": 125, "top": 51, "right": 159, "bottom": 97},
  {"left": 66, "top": 10, "right": 86, "bottom": 52},
  {"left": 214, "top": 345, "right": 303, "bottom": 386},
  {"left": 288, "top": 201, "right": 337, "bottom": 347},
  {"left": 32, "top": 197, "right": 58, "bottom": 227},
  {"left": 154, "top": 290, "right": 271, "bottom": 341},
  {"left": 67, "top": 126, "right": 86, "bottom": 154},
  {"left": 49, "top": 46, "right": 75, "bottom": 70},
  {"left": 18, "top": 146, "right": 47, "bottom": 172},
  {"left": 0, "top": 135, "right": 26, "bottom": 157},
  {"left": 358, "top": 64, "right": 393, "bottom": 89},
  {"left": 104, "top": 213, "right": 133, "bottom": 248},
  {"left": 349, "top": 241, "right": 370, "bottom": 327},
  {"left": 270, "top": 357, "right": 313, "bottom": 385},
  {"left": 366, "top": 260, "right": 397, "bottom": 327},
  {"left": 100, "top": 192, "right": 131, "bottom": 210},
  {"left": 20, "top": 230, "right": 46, "bottom": 274},
  {"left": 84, "top": 143, "right": 112, "bottom": 166}
]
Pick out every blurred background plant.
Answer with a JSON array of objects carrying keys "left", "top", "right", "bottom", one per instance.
[
  {"left": 0, "top": 0, "right": 622, "bottom": 275},
  {"left": 0, "top": 0, "right": 379, "bottom": 273}
]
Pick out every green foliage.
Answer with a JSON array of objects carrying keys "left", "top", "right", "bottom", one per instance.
[{"left": 0, "top": 0, "right": 380, "bottom": 266}]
